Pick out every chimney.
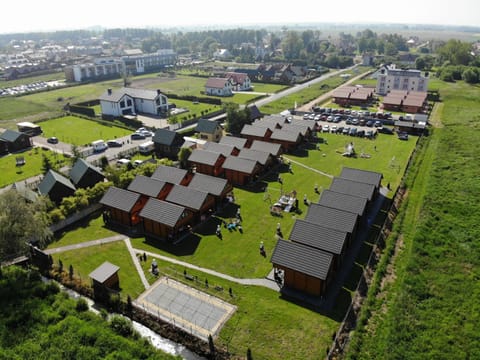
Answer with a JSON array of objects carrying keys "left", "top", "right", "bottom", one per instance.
[
  {"left": 107, "top": 88, "right": 112, "bottom": 95},
  {"left": 157, "top": 89, "right": 161, "bottom": 95}
]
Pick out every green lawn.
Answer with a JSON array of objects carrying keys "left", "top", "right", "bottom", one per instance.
[
  {"left": 347, "top": 80, "right": 480, "bottom": 359},
  {"left": 251, "top": 83, "right": 289, "bottom": 93},
  {"left": 38, "top": 115, "right": 132, "bottom": 146},
  {"left": 51, "top": 241, "right": 145, "bottom": 299},
  {"left": 0, "top": 147, "right": 69, "bottom": 188},
  {"left": 131, "top": 131, "right": 417, "bottom": 279},
  {"left": 138, "top": 257, "right": 339, "bottom": 360},
  {"left": 47, "top": 212, "right": 118, "bottom": 249}
]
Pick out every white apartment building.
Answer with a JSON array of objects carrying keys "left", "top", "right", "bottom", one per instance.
[
  {"left": 375, "top": 64, "right": 429, "bottom": 95},
  {"left": 64, "top": 49, "right": 176, "bottom": 82}
]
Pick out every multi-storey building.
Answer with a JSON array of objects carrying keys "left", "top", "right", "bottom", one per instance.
[{"left": 375, "top": 64, "right": 428, "bottom": 95}]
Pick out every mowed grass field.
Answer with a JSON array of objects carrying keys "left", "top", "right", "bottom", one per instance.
[
  {"left": 347, "top": 80, "right": 480, "bottom": 359},
  {"left": 0, "top": 148, "right": 69, "bottom": 188},
  {"left": 51, "top": 240, "right": 146, "bottom": 299},
  {"left": 39, "top": 115, "right": 132, "bottom": 146}
]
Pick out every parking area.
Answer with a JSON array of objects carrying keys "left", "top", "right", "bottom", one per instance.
[{"left": 136, "top": 277, "right": 237, "bottom": 341}]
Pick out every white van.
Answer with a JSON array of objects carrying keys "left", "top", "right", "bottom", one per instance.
[
  {"left": 92, "top": 140, "right": 108, "bottom": 152},
  {"left": 138, "top": 140, "right": 155, "bottom": 155}
]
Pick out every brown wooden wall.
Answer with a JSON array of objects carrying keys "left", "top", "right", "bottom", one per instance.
[{"left": 279, "top": 267, "right": 326, "bottom": 297}]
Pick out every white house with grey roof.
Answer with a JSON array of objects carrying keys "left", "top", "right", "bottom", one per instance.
[{"left": 99, "top": 87, "right": 168, "bottom": 117}]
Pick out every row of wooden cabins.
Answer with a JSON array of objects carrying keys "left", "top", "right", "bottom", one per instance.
[
  {"left": 382, "top": 90, "right": 428, "bottom": 114},
  {"left": 270, "top": 167, "right": 383, "bottom": 298},
  {"left": 99, "top": 165, "right": 233, "bottom": 241},
  {"left": 36, "top": 158, "right": 105, "bottom": 204},
  {"left": 186, "top": 115, "right": 316, "bottom": 186},
  {"left": 331, "top": 85, "right": 375, "bottom": 107}
]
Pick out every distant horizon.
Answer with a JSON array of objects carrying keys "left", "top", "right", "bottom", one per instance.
[
  {"left": 1, "top": 21, "right": 479, "bottom": 37},
  {"left": 1, "top": 0, "right": 479, "bottom": 35}
]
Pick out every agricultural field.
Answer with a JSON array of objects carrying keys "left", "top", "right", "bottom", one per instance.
[{"left": 346, "top": 80, "right": 480, "bottom": 359}]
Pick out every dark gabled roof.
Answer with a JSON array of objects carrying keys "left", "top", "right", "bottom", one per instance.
[
  {"left": 89, "top": 261, "right": 119, "bottom": 283},
  {"left": 340, "top": 167, "right": 383, "bottom": 188},
  {"left": 247, "top": 104, "right": 262, "bottom": 121},
  {"left": 151, "top": 165, "right": 188, "bottom": 184},
  {"left": 100, "top": 186, "right": 141, "bottom": 212},
  {"left": 318, "top": 189, "right": 368, "bottom": 217},
  {"left": 250, "top": 140, "right": 282, "bottom": 156},
  {"left": 270, "top": 239, "right": 333, "bottom": 280},
  {"left": 304, "top": 203, "right": 358, "bottom": 234},
  {"left": 237, "top": 148, "right": 270, "bottom": 165},
  {"left": 289, "top": 219, "right": 348, "bottom": 255},
  {"left": 195, "top": 119, "right": 222, "bottom": 134},
  {"left": 290, "top": 119, "right": 315, "bottom": 131},
  {"left": 222, "top": 156, "right": 258, "bottom": 174},
  {"left": 0, "top": 129, "right": 24, "bottom": 142},
  {"left": 70, "top": 158, "right": 104, "bottom": 186},
  {"left": 188, "top": 149, "right": 224, "bottom": 166},
  {"left": 281, "top": 123, "right": 308, "bottom": 136},
  {"left": 139, "top": 198, "right": 186, "bottom": 227},
  {"left": 270, "top": 129, "right": 301, "bottom": 142},
  {"left": 203, "top": 142, "right": 236, "bottom": 156},
  {"left": 127, "top": 175, "right": 167, "bottom": 197},
  {"left": 165, "top": 184, "right": 209, "bottom": 211},
  {"left": 219, "top": 135, "right": 248, "bottom": 148},
  {"left": 100, "top": 87, "right": 165, "bottom": 102},
  {"left": 38, "top": 170, "right": 76, "bottom": 195},
  {"left": 252, "top": 120, "right": 279, "bottom": 130},
  {"left": 329, "top": 177, "right": 376, "bottom": 201},
  {"left": 240, "top": 124, "right": 270, "bottom": 138},
  {"left": 188, "top": 173, "right": 229, "bottom": 196},
  {"left": 153, "top": 128, "right": 182, "bottom": 146},
  {"left": 12, "top": 181, "right": 38, "bottom": 202}
]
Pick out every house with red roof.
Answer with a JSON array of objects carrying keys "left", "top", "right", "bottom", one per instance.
[
  {"left": 205, "top": 77, "right": 233, "bottom": 97},
  {"left": 224, "top": 72, "right": 252, "bottom": 91}
]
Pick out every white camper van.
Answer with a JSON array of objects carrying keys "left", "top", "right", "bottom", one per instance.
[{"left": 138, "top": 140, "right": 155, "bottom": 155}]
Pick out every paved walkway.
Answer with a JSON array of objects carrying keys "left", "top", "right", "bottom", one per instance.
[
  {"left": 135, "top": 249, "right": 280, "bottom": 291},
  {"left": 45, "top": 235, "right": 126, "bottom": 254},
  {"left": 124, "top": 238, "right": 150, "bottom": 290},
  {"left": 45, "top": 234, "right": 280, "bottom": 292},
  {"left": 46, "top": 235, "right": 151, "bottom": 291}
]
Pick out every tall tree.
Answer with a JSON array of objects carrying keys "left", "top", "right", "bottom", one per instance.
[
  {"left": 0, "top": 190, "right": 52, "bottom": 261},
  {"left": 437, "top": 39, "right": 473, "bottom": 66}
]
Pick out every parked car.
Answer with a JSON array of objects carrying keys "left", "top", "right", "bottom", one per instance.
[
  {"left": 331, "top": 125, "right": 338, "bottom": 133},
  {"left": 47, "top": 137, "right": 58, "bottom": 144},
  {"left": 342, "top": 127, "right": 351, "bottom": 135},
  {"left": 378, "top": 127, "right": 394, "bottom": 134},
  {"left": 366, "top": 120, "right": 374, "bottom": 127},
  {"left": 398, "top": 132, "right": 409, "bottom": 140},
  {"left": 107, "top": 140, "right": 123, "bottom": 147},
  {"left": 349, "top": 127, "right": 357, "bottom": 136},
  {"left": 116, "top": 158, "right": 130, "bottom": 166},
  {"left": 374, "top": 120, "right": 383, "bottom": 127},
  {"left": 131, "top": 133, "right": 146, "bottom": 140},
  {"left": 322, "top": 124, "right": 330, "bottom": 132},
  {"left": 365, "top": 130, "right": 374, "bottom": 139}
]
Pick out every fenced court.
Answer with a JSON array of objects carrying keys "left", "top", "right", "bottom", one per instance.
[{"left": 136, "top": 277, "right": 236, "bottom": 341}]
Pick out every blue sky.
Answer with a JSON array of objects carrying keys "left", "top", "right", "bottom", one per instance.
[{"left": 1, "top": 0, "right": 479, "bottom": 34}]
